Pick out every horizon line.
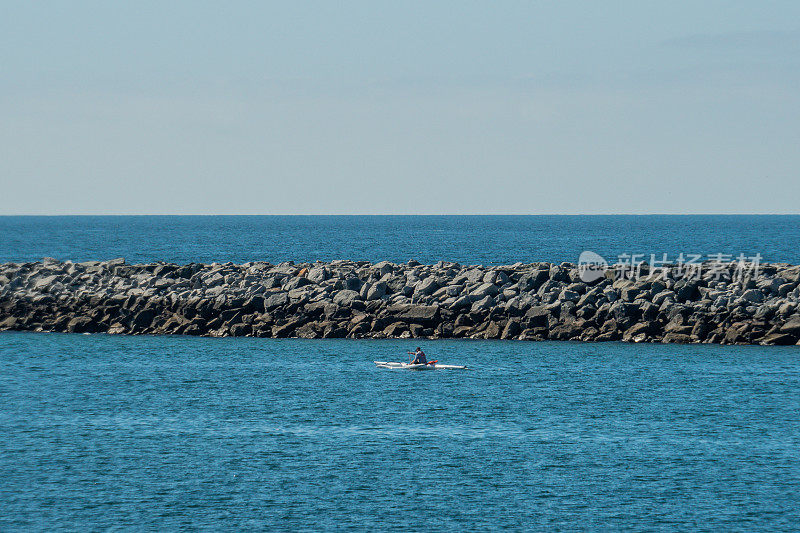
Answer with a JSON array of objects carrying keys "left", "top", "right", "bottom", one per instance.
[{"left": 1, "top": 213, "right": 799, "bottom": 217}]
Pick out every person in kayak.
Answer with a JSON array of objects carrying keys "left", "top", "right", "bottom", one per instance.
[{"left": 407, "top": 347, "right": 427, "bottom": 365}]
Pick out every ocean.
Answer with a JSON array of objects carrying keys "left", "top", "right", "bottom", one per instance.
[
  {"left": 1, "top": 215, "right": 799, "bottom": 530},
  {"left": 1, "top": 214, "right": 799, "bottom": 265}
]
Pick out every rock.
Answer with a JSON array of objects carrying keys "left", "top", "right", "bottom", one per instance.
[
  {"left": 742, "top": 289, "right": 765, "bottom": 304},
  {"left": 724, "top": 323, "right": 750, "bottom": 344},
  {"left": 662, "top": 332, "right": 693, "bottom": 343},
  {"left": 471, "top": 296, "right": 495, "bottom": 313},
  {"left": 471, "top": 283, "right": 500, "bottom": 298},
  {"left": 414, "top": 277, "right": 439, "bottom": 296},
  {"left": 332, "top": 290, "right": 362, "bottom": 307},
  {"left": 444, "top": 285, "right": 462, "bottom": 297},
  {"left": 778, "top": 283, "right": 795, "bottom": 297},
  {"left": 760, "top": 332, "right": 797, "bottom": 345},
  {"left": 676, "top": 281, "right": 699, "bottom": 302},
  {"left": 229, "top": 323, "right": 251, "bottom": 336},
  {"left": 131, "top": 309, "right": 156, "bottom": 330},
  {"left": 0, "top": 258, "right": 796, "bottom": 345},
  {"left": 67, "top": 316, "right": 96, "bottom": 333},
  {"left": 517, "top": 270, "right": 549, "bottom": 292},
  {"left": 559, "top": 289, "right": 580, "bottom": 302},
  {"left": 344, "top": 277, "right": 362, "bottom": 291},
  {"left": 483, "top": 321, "right": 501, "bottom": 339},
  {"left": 0, "top": 317, "right": 19, "bottom": 330},
  {"left": 373, "top": 261, "right": 394, "bottom": 276},
  {"left": 623, "top": 322, "right": 655, "bottom": 342},
  {"left": 549, "top": 318, "right": 583, "bottom": 340},
  {"left": 383, "top": 321, "right": 408, "bottom": 337},
  {"left": 307, "top": 267, "right": 329, "bottom": 283},
  {"left": 409, "top": 323, "right": 426, "bottom": 337},
  {"left": 272, "top": 319, "right": 302, "bottom": 338},
  {"left": 524, "top": 306, "right": 549, "bottom": 328},
  {"left": 284, "top": 276, "right": 311, "bottom": 291},
  {"left": 366, "top": 282, "right": 387, "bottom": 301},
  {"left": 779, "top": 316, "right": 800, "bottom": 336},
  {"left": 549, "top": 265, "right": 569, "bottom": 283},
  {"left": 264, "top": 292, "right": 289, "bottom": 310},
  {"left": 388, "top": 304, "right": 440, "bottom": 326},
  {"left": 620, "top": 286, "right": 640, "bottom": 302},
  {"left": 501, "top": 319, "right": 521, "bottom": 339},
  {"left": 451, "top": 295, "right": 474, "bottom": 310}
]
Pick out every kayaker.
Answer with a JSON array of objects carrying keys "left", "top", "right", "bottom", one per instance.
[{"left": 407, "top": 347, "right": 427, "bottom": 365}]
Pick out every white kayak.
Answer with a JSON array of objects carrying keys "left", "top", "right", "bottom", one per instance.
[{"left": 374, "top": 361, "right": 468, "bottom": 370}]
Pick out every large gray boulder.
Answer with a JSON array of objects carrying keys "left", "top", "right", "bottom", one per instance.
[
  {"left": 366, "top": 282, "right": 387, "bottom": 301},
  {"left": 333, "top": 289, "right": 362, "bottom": 307},
  {"left": 307, "top": 267, "right": 329, "bottom": 283},
  {"left": 414, "top": 277, "right": 439, "bottom": 296},
  {"left": 779, "top": 316, "right": 800, "bottom": 336},
  {"left": 373, "top": 261, "right": 394, "bottom": 276},
  {"left": 471, "top": 296, "right": 495, "bottom": 312},
  {"left": 386, "top": 304, "right": 440, "bottom": 326},
  {"left": 264, "top": 291, "right": 289, "bottom": 310},
  {"left": 471, "top": 282, "right": 500, "bottom": 298},
  {"left": 742, "top": 289, "right": 765, "bottom": 304}
]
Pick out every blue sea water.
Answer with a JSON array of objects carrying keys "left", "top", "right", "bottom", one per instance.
[
  {"left": 1, "top": 214, "right": 799, "bottom": 265},
  {"left": 0, "top": 332, "right": 798, "bottom": 530},
  {"left": 2, "top": 215, "right": 800, "bottom": 530}
]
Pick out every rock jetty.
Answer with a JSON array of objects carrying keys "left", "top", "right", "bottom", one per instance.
[{"left": 1, "top": 258, "right": 800, "bottom": 345}]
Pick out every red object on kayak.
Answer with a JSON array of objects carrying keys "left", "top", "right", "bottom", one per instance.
[{"left": 427, "top": 360, "right": 438, "bottom": 365}]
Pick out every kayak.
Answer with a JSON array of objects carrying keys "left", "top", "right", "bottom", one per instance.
[{"left": 374, "top": 361, "right": 468, "bottom": 370}]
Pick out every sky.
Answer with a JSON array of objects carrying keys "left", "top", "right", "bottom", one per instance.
[{"left": 1, "top": 1, "right": 799, "bottom": 214}]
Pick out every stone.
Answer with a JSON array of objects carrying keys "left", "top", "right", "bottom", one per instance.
[
  {"left": 501, "top": 319, "right": 521, "bottom": 339},
  {"left": 451, "top": 295, "right": 473, "bottom": 310},
  {"left": 779, "top": 316, "right": 800, "bottom": 336},
  {"left": 66, "top": 316, "right": 95, "bottom": 333},
  {"left": 742, "top": 289, "right": 765, "bottom": 304},
  {"left": 344, "top": 277, "right": 362, "bottom": 291},
  {"left": 662, "top": 332, "right": 693, "bottom": 343},
  {"left": 549, "top": 319, "right": 583, "bottom": 340},
  {"left": 559, "top": 289, "right": 580, "bottom": 302},
  {"left": 307, "top": 267, "right": 329, "bottom": 283},
  {"left": 676, "top": 282, "right": 698, "bottom": 302},
  {"left": 272, "top": 320, "right": 302, "bottom": 338},
  {"left": 366, "top": 282, "right": 387, "bottom": 301},
  {"left": 517, "top": 270, "right": 549, "bottom": 292},
  {"left": 284, "top": 276, "right": 311, "bottom": 291},
  {"left": 0, "top": 258, "right": 795, "bottom": 345},
  {"left": 524, "top": 306, "right": 549, "bottom": 328},
  {"left": 388, "top": 304, "right": 440, "bottom": 326},
  {"left": 131, "top": 309, "right": 156, "bottom": 330},
  {"left": 373, "top": 261, "right": 394, "bottom": 276},
  {"left": 409, "top": 323, "right": 426, "bottom": 337},
  {"left": 483, "top": 321, "right": 501, "bottom": 339},
  {"left": 471, "top": 296, "right": 495, "bottom": 313},
  {"left": 414, "top": 277, "right": 439, "bottom": 296},
  {"left": 620, "top": 287, "right": 640, "bottom": 302},
  {"left": 332, "top": 290, "right": 362, "bottom": 307},
  {"left": 760, "top": 332, "right": 797, "bottom": 345},
  {"left": 623, "top": 322, "right": 654, "bottom": 341},
  {"left": 264, "top": 292, "right": 289, "bottom": 310},
  {"left": 383, "top": 321, "right": 408, "bottom": 337},
  {"left": 471, "top": 282, "right": 500, "bottom": 298}
]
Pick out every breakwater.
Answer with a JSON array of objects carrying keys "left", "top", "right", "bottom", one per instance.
[{"left": 1, "top": 258, "right": 799, "bottom": 345}]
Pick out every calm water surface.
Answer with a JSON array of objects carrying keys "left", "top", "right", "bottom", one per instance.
[
  {"left": 2, "top": 215, "right": 799, "bottom": 265},
  {"left": 1, "top": 332, "right": 798, "bottom": 530}
]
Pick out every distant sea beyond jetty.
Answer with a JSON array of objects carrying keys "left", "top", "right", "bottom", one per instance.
[{"left": 1, "top": 215, "right": 799, "bottom": 265}]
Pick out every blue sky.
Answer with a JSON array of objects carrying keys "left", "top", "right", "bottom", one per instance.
[{"left": 2, "top": 1, "right": 799, "bottom": 214}]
